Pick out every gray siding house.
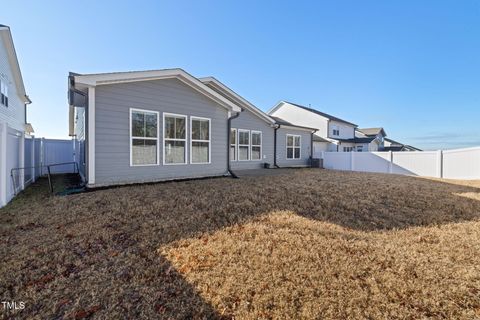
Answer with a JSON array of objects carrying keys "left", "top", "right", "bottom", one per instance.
[
  {"left": 200, "top": 77, "right": 316, "bottom": 169},
  {"left": 69, "top": 69, "right": 315, "bottom": 188}
]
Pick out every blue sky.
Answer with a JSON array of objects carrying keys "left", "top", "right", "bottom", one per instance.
[{"left": 3, "top": 0, "right": 480, "bottom": 150}]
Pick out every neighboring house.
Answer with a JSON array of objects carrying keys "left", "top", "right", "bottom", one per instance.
[
  {"left": 384, "top": 138, "right": 422, "bottom": 152},
  {"left": 355, "top": 127, "right": 387, "bottom": 152},
  {"left": 68, "top": 69, "right": 314, "bottom": 188},
  {"left": 268, "top": 101, "right": 362, "bottom": 154},
  {"left": 0, "top": 24, "right": 32, "bottom": 207}
]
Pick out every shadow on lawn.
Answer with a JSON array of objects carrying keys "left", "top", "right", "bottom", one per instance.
[{"left": 1, "top": 169, "right": 480, "bottom": 319}]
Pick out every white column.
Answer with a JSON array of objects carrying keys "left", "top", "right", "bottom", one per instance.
[
  {"left": 87, "top": 86, "right": 96, "bottom": 185},
  {"left": 0, "top": 121, "right": 7, "bottom": 206}
]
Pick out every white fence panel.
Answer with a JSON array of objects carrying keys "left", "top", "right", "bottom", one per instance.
[
  {"left": 33, "top": 138, "right": 42, "bottom": 178},
  {"left": 391, "top": 151, "right": 440, "bottom": 177},
  {"left": 443, "top": 147, "right": 480, "bottom": 180},
  {"left": 322, "top": 152, "right": 351, "bottom": 171},
  {"left": 42, "top": 139, "right": 75, "bottom": 174},
  {"left": 24, "top": 137, "right": 33, "bottom": 185},
  {"left": 352, "top": 152, "right": 391, "bottom": 173}
]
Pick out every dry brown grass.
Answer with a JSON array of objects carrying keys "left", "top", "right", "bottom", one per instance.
[{"left": 1, "top": 169, "right": 480, "bottom": 319}]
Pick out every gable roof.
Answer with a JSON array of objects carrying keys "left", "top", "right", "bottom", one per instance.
[
  {"left": 384, "top": 137, "right": 404, "bottom": 146},
  {"left": 357, "top": 127, "right": 386, "bottom": 137},
  {"left": 199, "top": 76, "right": 275, "bottom": 124},
  {"left": 269, "top": 101, "right": 357, "bottom": 127},
  {"left": 0, "top": 24, "right": 31, "bottom": 104},
  {"left": 72, "top": 69, "right": 241, "bottom": 113}
]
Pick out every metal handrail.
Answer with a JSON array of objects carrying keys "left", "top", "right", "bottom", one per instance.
[{"left": 10, "top": 162, "right": 79, "bottom": 195}]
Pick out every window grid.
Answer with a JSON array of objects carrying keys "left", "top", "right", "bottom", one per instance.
[
  {"left": 130, "top": 108, "right": 159, "bottom": 167},
  {"left": 163, "top": 113, "right": 187, "bottom": 165},
  {"left": 251, "top": 131, "right": 262, "bottom": 161},
  {"left": 190, "top": 117, "right": 211, "bottom": 164},
  {"left": 286, "top": 134, "right": 301, "bottom": 160}
]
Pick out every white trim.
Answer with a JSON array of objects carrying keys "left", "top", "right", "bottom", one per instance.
[
  {"left": 230, "top": 128, "right": 237, "bottom": 161},
  {"left": 87, "top": 87, "right": 95, "bottom": 185},
  {"left": 73, "top": 69, "right": 241, "bottom": 113},
  {"left": 199, "top": 77, "right": 276, "bottom": 125},
  {"left": 190, "top": 116, "right": 211, "bottom": 164},
  {"left": 237, "top": 129, "right": 250, "bottom": 161},
  {"left": 250, "top": 130, "right": 262, "bottom": 161},
  {"left": 0, "top": 120, "right": 7, "bottom": 206},
  {"left": 0, "top": 26, "right": 30, "bottom": 103},
  {"left": 286, "top": 134, "right": 301, "bottom": 160},
  {"left": 129, "top": 108, "right": 160, "bottom": 167},
  {"left": 163, "top": 112, "right": 188, "bottom": 165}
]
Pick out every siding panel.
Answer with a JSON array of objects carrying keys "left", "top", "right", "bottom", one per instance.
[
  {"left": 94, "top": 78, "right": 228, "bottom": 186},
  {"left": 230, "top": 109, "right": 274, "bottom": 170},
  {"left": 276, "top": 128, "right": 312, "bottom": 167}
]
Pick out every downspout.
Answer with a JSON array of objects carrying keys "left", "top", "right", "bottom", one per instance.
[
  {"left": 274, "top": 125, "right": 280, "bottom": 168},
  {"left": 310, "top": 130, "right": 317, "bottom": 167},
  {"left": 227, "top": 110, "right": 241, "bottom": 178}
]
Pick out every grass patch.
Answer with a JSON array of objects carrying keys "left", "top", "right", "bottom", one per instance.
[{"left": 1, "top": 169, "right": 480, "bottom": 319}]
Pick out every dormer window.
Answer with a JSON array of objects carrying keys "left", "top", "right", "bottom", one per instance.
[{"left": 0, "top": 79, "right": 8, "bottom": 107}]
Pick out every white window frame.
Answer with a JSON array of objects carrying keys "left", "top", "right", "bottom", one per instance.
[
  {"left": 129, "top": 108, "right": 160, "bottom": 167},
  {"left": 250, "top": 130, "right": 262, "bottom": 161},
  {"left": 163, "top": 112, "right": 188, "bottom": 165},
  {"left": 190, "top": 116, "right": 211, "bottom": 165},
  {"left": 230, "top": 128, "right": 237, "bottom": 161},
  {"left": 238, "top": 129, "right": 250, "bottom": 161},
  {"left": 286, "top": 134, "right": 301, "bottom": 160}
]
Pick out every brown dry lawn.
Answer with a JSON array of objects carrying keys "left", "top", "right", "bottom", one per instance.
[{"left": 1, "top": 169, "right": 480, "bottom": 319}]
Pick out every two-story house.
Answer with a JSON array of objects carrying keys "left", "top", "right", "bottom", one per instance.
[
  {"left": 355, "top": 127, "right": 387, "bottom": 152},
  {"left": 0, "top": 24, "right": 32, "bottom": 207},
  {"left": 268, "top": 101, "right": 359, "bottom": 155}
]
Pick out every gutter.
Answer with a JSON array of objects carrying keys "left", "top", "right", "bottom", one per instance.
[{"left": 227, "top": 111, "right": 242, "bottom": 178}]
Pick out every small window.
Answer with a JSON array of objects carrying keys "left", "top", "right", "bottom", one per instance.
[
  {"left": 230, "top": 128, "right": 237, "bottom": 161},
  {"left": 238, "top": 129, "right": 250, "bottom": 161},
  {"left": 357, "top": 146, "right": 363, "bottom": 152},
  {"left": 332, "top": 125, "right": 339, "bottom": 136},
  {"left": 343, "top": 147, "right": 353, "bottom": 152},
  {"left": 287, "top": 134, "right": 301, "bottom": 159},
  {"left": 164, "top": 113, "right": 187, "bottom": 164},
  {"left": 0, "top": 80, "right": 7, "bottom": 107},
  {"left": 130, "top": 109, "right": 159, "bottom": 166},
  {"left": 191, "top": 117, "right": 210, "bottom": 164},
  {"left": 251, "top": 131, "right": 262, "bottom": 160}
]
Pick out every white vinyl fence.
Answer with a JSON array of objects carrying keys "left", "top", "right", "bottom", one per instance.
[
  {"left": 22, "top": 138, "right": 76, "bottom": 185},
  {"left": 321, "top": 147, "right": 480, "bottom": 180}
]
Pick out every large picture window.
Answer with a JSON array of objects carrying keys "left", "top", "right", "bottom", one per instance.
[
  {"left": 130, "top": 109, "right": 159, "bottom": 166},
  {"left": 230, "top": 128, "right": 237, "bottom": 161},
  {"left": 164, "top": 113, "right": 187, "bottom": 164},
  {"left": 251, "top": 131, "right": 262, "bottom": 160},
  {"left": 191, "top": 117, "right": 210, "bottom": 164},
  {"left": 286, "top": 134, "right": 301, "bottom": 159},
  {"left": 238, "top": 129, "right": 250, "bottom": 161}
]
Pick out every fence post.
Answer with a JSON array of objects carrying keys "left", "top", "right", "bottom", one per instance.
[
  {"left": 350, "top": 151, "right": 355, "bottom": 171},
  {"left": 31, "top": 135, "right": 36, "bottom": 182},
  {"left": 388, "top": 151, "right": 393, "bottom": 174},
  {"left": 437, "top": 150, "right": 443, "bottom": 178}
]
